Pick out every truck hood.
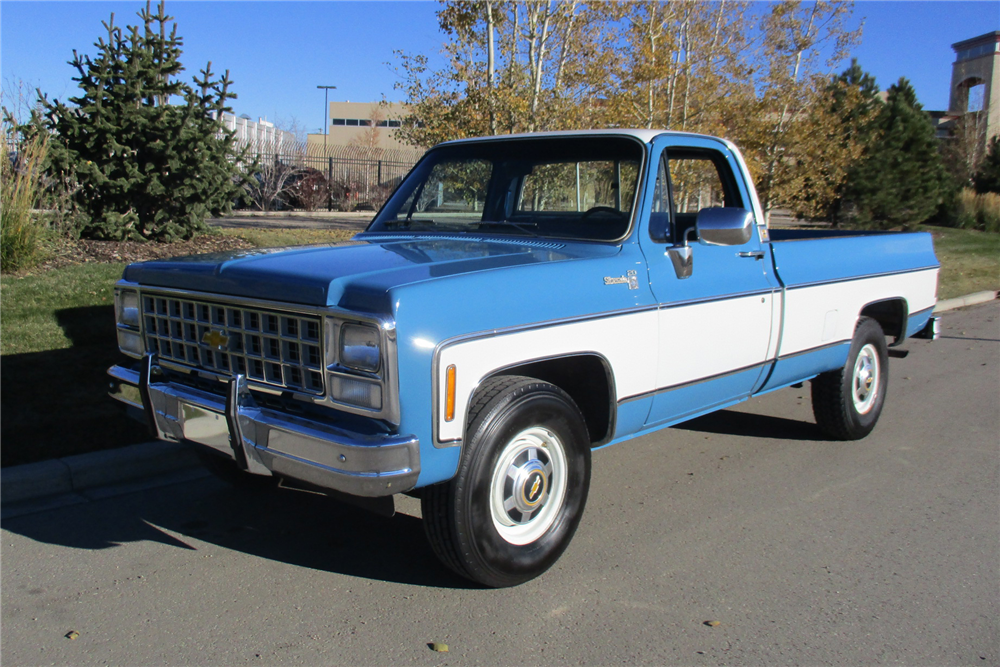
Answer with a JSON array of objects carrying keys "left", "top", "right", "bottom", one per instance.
[{"left": 122, "top": 235, "right": 619, "bottom": 311}]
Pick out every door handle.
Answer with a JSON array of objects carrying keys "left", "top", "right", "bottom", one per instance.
[{"left": 738, "top": 250, "right": 765, "bottom": 260}]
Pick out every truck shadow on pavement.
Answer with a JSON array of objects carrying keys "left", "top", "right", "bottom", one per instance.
[
  {"left": 675, "top": 408, "right": 826, "bottom": 441},
  {"left": 1, "top": 306, "right": 151, "bottom": 467},
  {"left": 2, "top": 475, "right": 477, "bottom": 590}
]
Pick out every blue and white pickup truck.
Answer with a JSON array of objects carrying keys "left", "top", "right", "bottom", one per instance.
[{"left": 109, "top": 130, "right": 940, "bottom": 587}]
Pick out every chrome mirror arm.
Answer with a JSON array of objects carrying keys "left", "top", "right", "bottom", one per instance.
[{"left": 666, "top": 227, "right": 697, "bottom": 280}]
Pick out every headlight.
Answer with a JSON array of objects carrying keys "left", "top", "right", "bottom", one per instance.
[
  {"left": 115, "top": 288, "right": 143, "bottom": 358},
  {"left": 340, "top": 323, "right": 381, "bottom": 372},
  {"left": 115, "top": 289, "right": 140, "bottom": 329}
]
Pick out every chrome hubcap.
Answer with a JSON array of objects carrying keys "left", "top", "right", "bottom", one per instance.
[
  {"left": 490, "top": 426, "right": 567, "bottom": 546},
  {"left": 852, "top": 343, "right": 880, "bottom": 414}
]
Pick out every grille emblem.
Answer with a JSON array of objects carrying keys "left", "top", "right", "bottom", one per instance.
[{"left": 201, "top": 329, "right": 230, "bottom": 351}]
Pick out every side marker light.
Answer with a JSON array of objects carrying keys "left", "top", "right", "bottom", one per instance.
[{"left": 445, "top": 365, "right": 457, "bottom": 422}]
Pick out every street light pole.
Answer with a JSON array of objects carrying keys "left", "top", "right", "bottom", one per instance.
[{"left": 317, "top": 85, "right": 336, "bottom": 153}]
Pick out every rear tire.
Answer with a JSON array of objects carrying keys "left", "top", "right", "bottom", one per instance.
[
  {"left": 811, "top": 317, "right": 889, "bottom": 440},
  {"left": 422, "top": 376, "right": 591, "bottom": 587}
]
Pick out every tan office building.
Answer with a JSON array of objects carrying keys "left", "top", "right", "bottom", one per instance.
[
  {"left": 307, "top": 101, "right": 412, "bottom": 152},
  {"left": 948, "top": 31, "right": 1000, "bottom": 144}
]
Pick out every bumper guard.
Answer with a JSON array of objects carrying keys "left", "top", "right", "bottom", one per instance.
[{"left": 108, "top": 356, "right": 419, "bottom": 497}]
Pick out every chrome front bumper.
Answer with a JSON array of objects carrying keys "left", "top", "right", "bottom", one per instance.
[{"left": 108, "top": 357, "right": 419, "bottom": 497}]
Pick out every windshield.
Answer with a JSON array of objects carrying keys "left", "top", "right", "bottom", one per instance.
[{"left": 368, "top": 136, "right": 645, "bottom": 242}]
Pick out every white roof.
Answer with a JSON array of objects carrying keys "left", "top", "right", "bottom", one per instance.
[{"left": 437, "top": 128, "right": 723, "bottom": 147}]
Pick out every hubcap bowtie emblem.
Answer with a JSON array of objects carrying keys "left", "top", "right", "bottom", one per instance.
[{"left": 522, "top": 470, "right": 546, "bottom": 506}]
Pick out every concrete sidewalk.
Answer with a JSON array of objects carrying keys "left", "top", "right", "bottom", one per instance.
[
  {"left": 2, "top": 291, "right": 996, "bottom": 518},
  {"left": 1, "top": 441, "right": 208, "bottom": 520}
]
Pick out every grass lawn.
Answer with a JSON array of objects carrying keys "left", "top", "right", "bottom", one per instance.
[
  {"left": 1, "top": 224, "right": 996, "bottom": 467},
  {"left": 920, "top": 224, "right": 1000, "bottom": 300},
  {"left": 1, "top": 262, "right": 150, "bottom": 466}
]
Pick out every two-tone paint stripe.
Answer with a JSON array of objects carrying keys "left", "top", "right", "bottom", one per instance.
[{"left": 432, "top": 264, "right": 938, "bottom": 448}]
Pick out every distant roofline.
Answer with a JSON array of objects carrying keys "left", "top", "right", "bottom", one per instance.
[{"left": 951, "top": 30, "right": 1000, "bottom": 51}]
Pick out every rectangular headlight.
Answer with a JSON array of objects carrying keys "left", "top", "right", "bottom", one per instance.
[
  {"left": 340, "top": 323, "right": 381, "bottom": 372},
  {"left": 115, "top": 289, "right": 140, "bottom": 329}
]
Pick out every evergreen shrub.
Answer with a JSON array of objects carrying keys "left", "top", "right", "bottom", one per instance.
[
  {"left": 37, "top": 1, "right": 251, "bottom": 242},
  {"left": 974, "top": 136, "right": 1000, "bottom": 195},
  {"left": 841, "top": 79, "right": 948, "bottom": 229}
]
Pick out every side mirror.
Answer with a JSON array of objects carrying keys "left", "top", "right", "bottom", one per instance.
[{"left": 696, "top": 207, "right": 754, "bottom": 246}]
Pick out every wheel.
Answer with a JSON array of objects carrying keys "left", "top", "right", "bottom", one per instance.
[
  {"left": 196, "top": 449, "right": 279, "bottom": 491},
  {"left": 422, "top": 376, "right": 591, "bottom": 587},
  {"left": 811, "top": 317, "right": 889, "bottom": 440}
]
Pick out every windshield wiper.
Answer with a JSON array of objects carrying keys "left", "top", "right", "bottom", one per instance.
[{"left": 472, "top": 220, "right": 540, "bottom": 237}]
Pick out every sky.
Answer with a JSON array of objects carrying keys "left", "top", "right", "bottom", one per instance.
[{"left": 2, "top": 1, "right": 998, "bottom": 135}]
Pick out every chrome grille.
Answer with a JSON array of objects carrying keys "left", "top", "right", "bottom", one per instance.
[{"left": 142, "top": 294, "right": 324, "bottom": 394}]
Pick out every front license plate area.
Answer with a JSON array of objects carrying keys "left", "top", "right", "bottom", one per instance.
[{"left": 181, "top": 402, "right": 232, "bottom": 455}]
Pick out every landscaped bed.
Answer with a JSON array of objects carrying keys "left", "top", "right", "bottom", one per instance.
[{"left": 0, "top": 224, "right": 995, "bottom": 467}]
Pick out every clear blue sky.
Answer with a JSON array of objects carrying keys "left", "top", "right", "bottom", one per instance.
[{"left": 2, "top": 1, "right": 998, "bottom": 134}]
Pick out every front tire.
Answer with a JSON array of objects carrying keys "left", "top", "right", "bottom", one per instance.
[
  {"left": 422, "top": 376, "right": 592, "bottom": 587},
  {"left": 811, "top": 316, "right": 889, "bottom": 440}
]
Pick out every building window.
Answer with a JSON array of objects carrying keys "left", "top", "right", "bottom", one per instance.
[
  {"left": 957, "top": 42, "right": 999, "bottom": 62},
  {"left": 331, "top": 117, "right": 401, "bottom": 129}
]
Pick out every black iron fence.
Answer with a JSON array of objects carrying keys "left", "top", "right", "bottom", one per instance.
[{"left": 237, "top": 140, "right": 423, "bottom": 212}]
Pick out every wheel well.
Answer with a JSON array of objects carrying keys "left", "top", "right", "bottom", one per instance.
[
  {"left": 491, "top": 354, "right": 614, "bottom": 447},
  {"left": 860, "top": 298, "right": 908, "bottom": 345}
]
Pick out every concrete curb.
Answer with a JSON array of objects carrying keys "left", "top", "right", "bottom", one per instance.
[
  {"left": 2, "top": 291, "right": 997, "bottom": 511},
  {"left": 934, "top": 290, "right": 998, "bottom": 313},
  {"left": 2, "top": 441, "right": 201, "bottom": 506}
]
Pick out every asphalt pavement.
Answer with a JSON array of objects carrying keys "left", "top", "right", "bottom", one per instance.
[{"left": 1, "top": 300, "right": 997, "bottom": 666}]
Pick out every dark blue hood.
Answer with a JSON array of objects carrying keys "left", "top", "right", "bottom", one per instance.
[{"left": 122, "top": 235, "right": 619, "bottom": 310}]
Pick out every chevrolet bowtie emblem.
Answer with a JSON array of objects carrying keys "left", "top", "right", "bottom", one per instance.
[{"left": 201, "top": 329, "right": 230, "bottom": 351}]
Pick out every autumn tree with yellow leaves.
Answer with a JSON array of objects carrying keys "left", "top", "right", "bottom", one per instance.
[{"left": 395, "top": 1, "right": 892, "bottom": 223}]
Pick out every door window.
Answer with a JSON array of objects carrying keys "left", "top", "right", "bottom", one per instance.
[{"left": 665, "top": 150, "right": 744, "bottom": 243}]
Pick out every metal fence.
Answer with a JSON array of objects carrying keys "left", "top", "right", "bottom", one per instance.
[{"left": 238, "top": 139, "right": 423, "bottom": 212}]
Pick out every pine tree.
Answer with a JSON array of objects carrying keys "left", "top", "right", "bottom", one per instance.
[
  {"left": 845, "top": 78, "right": 948, "bottom": 228},
  {"left": 973, "top": 135, "right": 1000, "bottom": 194},
  {"left": 824, "top": 59, "right": 883, "bottom": 224},
  {"left": 830, "top": 58, "right": 881, "bottom": 142},
  {"left": 38, "top": 1, "right": 249, "bottom": 241}
]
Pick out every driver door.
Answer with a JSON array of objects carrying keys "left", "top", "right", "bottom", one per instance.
[{"left": 639, "top": 136, "right": 779, "bottom": 427}]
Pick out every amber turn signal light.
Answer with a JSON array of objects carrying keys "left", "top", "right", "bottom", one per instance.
[{"left": 445, "top": 365, "right": 457, "bottom": 422}]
